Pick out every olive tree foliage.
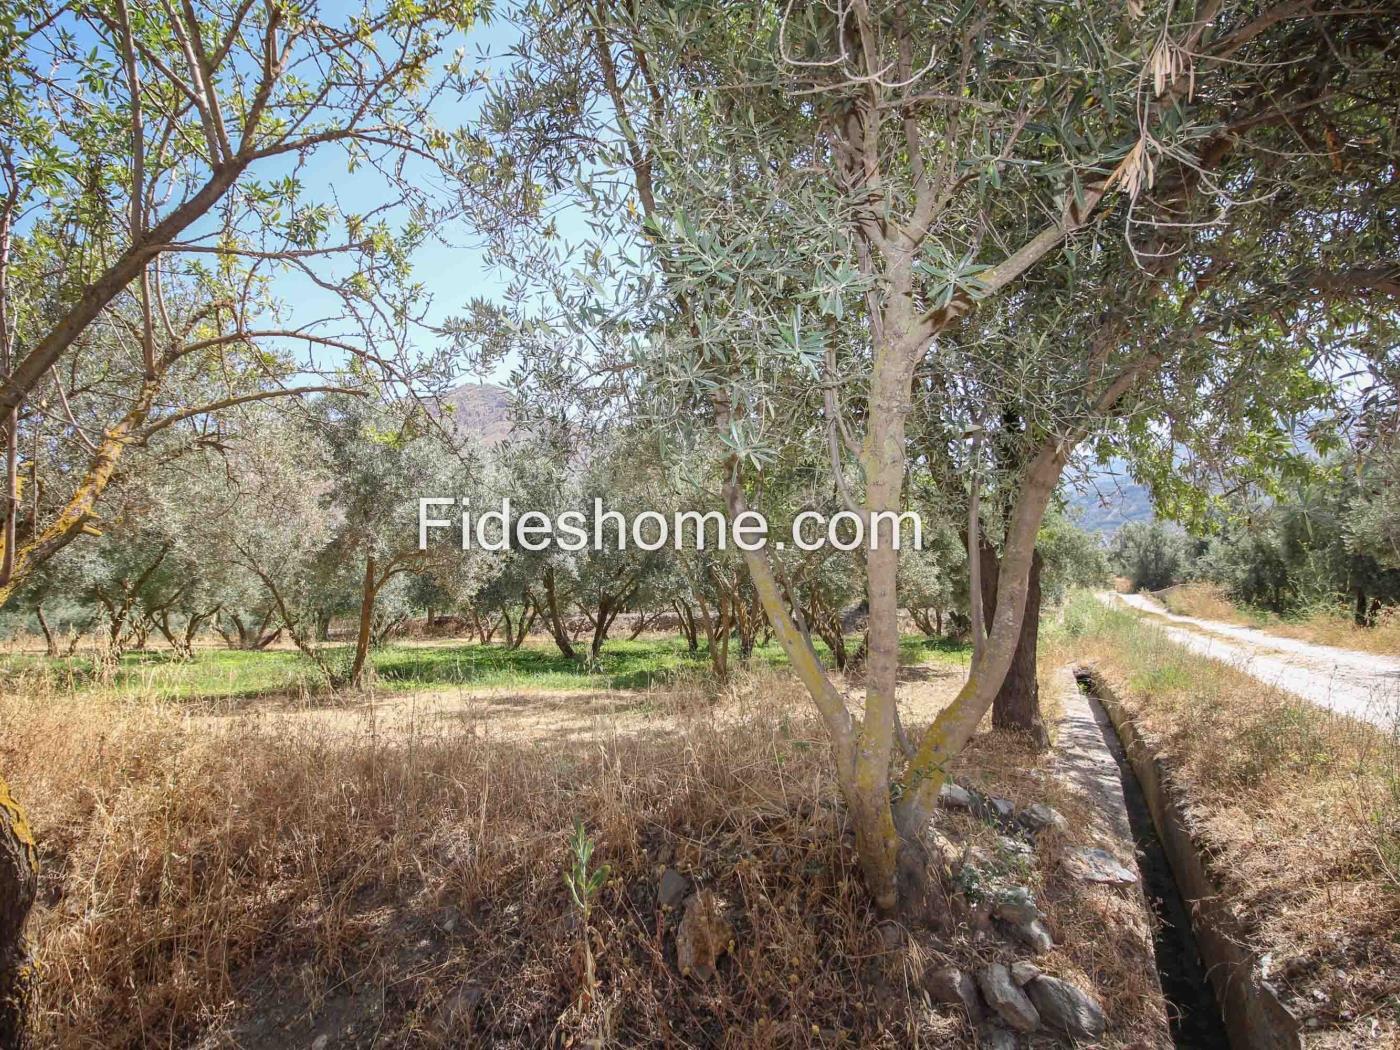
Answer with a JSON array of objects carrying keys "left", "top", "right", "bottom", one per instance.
[
  {"left": 1191, "top": 464, "right": 1400, "bottom": 623},
  {"left": 571, "top": 433, "right": 677, "bottom": 659},
  {"left": 1036, "top": 513, "right": 1110, "bottom": 603},
  {"left": 1110, "top": 519, "right": 1197, "bottom": 592},
  {"left": 189, "top": 405, "right": 339, "bottom": 658},
  {"left": 310, "top": 393, "right": 466, "bottom": 687},
  {"left": 0, "top": 0, "right": 495, "bottom": 609},
  {"left": 1347, "top": 449, "right": 1400, "bottom": 573},
  {"left": 475, "top": 0, "right": 1398, "bottom": 909}
]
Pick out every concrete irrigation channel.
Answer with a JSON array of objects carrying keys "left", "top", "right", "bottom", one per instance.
[{"left": 1070, "top": 666, "right": 1302, "bottom": 1050}]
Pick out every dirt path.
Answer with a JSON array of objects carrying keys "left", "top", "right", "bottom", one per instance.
[{"left": 1103, "top": 591, "right": 1400, "bottom": 729}]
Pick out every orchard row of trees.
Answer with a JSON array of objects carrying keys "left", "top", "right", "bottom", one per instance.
[
  {"left": 1113, "top": 449, "right": 1400, "bottom": 623},
  {"left": 0, "top": 386, "right": 1110, "bottom": 684}
]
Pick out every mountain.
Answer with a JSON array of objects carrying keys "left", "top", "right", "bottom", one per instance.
[
  {"left": 441, "top": 382, "right": 515, "bottom": 446},
  {"left": 1065, "top": 469, "right": 1155, "bottom": 534}
]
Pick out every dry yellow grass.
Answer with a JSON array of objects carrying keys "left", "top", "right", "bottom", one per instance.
[
  {"left": 0, "top": 655, "right": 1169, "bottom": 1049},
  {"left": 1154, "top": 581, "right": 1251, "bottom": 623},
  {"left": 1159, "top": 582, "right": 1400, "bottom": 656},
  {"left": 1048, "top": 594, "right": 1400, "bottom": 1048}
]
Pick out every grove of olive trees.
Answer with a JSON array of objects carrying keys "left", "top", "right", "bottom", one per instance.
[{"left": 1, "top": 0, "right": 1397, "bottom": 1046}]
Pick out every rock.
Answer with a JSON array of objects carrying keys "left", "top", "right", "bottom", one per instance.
[
  {"left": 976, "top": 1023, "right": 1019, "bottom": 1050},
  {"left": 996, "top": 835, "right": 1033, "bottom": 860},
  {"left": 976, "top": 963, "right": 1041, "bottom": 1033},
  {"left": 1026, "top": 975, "right": 1107, "bottom": 1040},
  {"left": 310, "top": 1038, "right": 330, "bottom": 1050},
  {"left": 929, "top": 828, "right": 960, "bottom": 866},
  {"left": 924, "top": 965, "right": 984, "bottom": 1023},
  {"left": 877, "top": 922, "right": 905, "bottom": 950},
  {"left": 657, "top": 867, "right": 689, "bottom": 909},
  {"left": 1019, "top": 803, "right": 1068, "bottom": 834},
  {"left": 1064, "top": 846, "right": 1139, "bottom": 886},
  {"left": 1012, "top": 919, "right": 1055, "bottom": 955},
  {"left": 1010, "top": 961, "right": 1040, "bottom": 986},
  {"left": 939, "top": 782, "right": 974, "bottom": 809},
  {"left": 676, "top": 891, "right": 732, "bottom": 980},
  {"left": 978, "top": 796, "right": 1016, "bottom": 825},
  {"left": 991, "top": 886, "right": 1041, "bottom": 926},
  {"left": 951, "top": 890, "right": 995, "bottom": 936},
  {"left": 436, "top": 983, "right": 484, "bottom": 1032}
]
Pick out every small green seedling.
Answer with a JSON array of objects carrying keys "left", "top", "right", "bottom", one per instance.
[
  {"left": 565, "top": 819, "right": 610, "bottom": 921},
  {"left": 564, "top": 819, "right": 610, "bottom": 1001}
]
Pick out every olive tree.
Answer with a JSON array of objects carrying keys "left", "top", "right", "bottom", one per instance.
[
  {"left": 484, "top": 0, "right": 1399, "bottom": 911},
  {"left": 0, "top": 0, "right": 492, "bottom": 605}
]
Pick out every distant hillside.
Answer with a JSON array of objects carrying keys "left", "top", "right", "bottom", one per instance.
[
  {"left": 441, "top": 382, "right": 515, "bottom": 446},
  {"left": 1065, "top": 471, "right": 1155, "bottom": 533}
]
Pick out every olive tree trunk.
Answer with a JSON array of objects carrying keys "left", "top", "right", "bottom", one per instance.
[
  {"left": 1, "top": 775, "right": 38, "bottom": 1049},
  {"left": 349, "top": 556, "right": 378, "bottom": 688},
  {"left": 979, "top": 543, "right": 1048, "bottom": 745}
]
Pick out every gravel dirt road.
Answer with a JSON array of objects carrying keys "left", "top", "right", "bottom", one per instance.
[{"left": 1102, "top": 591, "right": 1400, "bottom": 729}]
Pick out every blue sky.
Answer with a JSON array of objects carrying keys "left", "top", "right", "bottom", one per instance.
[{"left": 275, "top": 7, "right": 531, "bottom": 387}]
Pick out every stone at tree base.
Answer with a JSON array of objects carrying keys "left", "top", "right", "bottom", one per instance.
[
  {"left": 675, "top": 891, "right": 732, "bottom": 980},
  {"left": 929, "top": 828, "right": 960, "bottom": 867},
  {"left": 991, "top": 886, "right": 1041, "bottom": 925},
  {"left": 939, "top": 782, "right": 974, "bottom": 809},
  {"left": 1010, "top": 960, "right": 1041, "bottom": 986},
  {"left": 1026, "top": 974, "right": 1108, "bottom": 1041},
  {"left": 1012, "top": 919, "right": 1055, "bottom": 955},
  {"left": 1018, "top": 803, "right": 1068, "bottom": 834},
  {"left": 979, "top": 796, "right": 1017, "bottom": 825},
  {"left": 976, "top": 963, "right": 1041, "bottom": 1033},
  {"left": 1063, "top": 846, "right": 1139, "bottom": 886},
  {"left": 976, "top": 1022, "right": 1019, "bottom": 1049},
  {"left": 996, "top": 835, "right": 1034, "bottom": 861},
  {"left": 657, "top": 867, "right": 689, "bottom": 909},
  {"left": 924, "top": 965, "right": 985, "bottom": 1023}
]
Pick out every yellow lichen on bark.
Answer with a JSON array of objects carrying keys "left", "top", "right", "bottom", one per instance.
[{"left": 0, "top": 776, "right": 36, "bottom": 860}]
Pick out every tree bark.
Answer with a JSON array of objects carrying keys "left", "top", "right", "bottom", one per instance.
[
  {"left": 349, "top": 556, "right": 377, "bottom": 688},
  {"left": 33, "top": 607, "right": 57, "bottom": 659},
  {"left": 0, "top": 775, "right": 38, "bottom": 1050},
  {"left": 895, "top": 439, "right": 1071, "bottom": 835},
  {"left": 674, "top": 601, "right": 699, "bottom": 651},
  {"left": 980, "top": 543, "right": 1048, "bottom": 745},
  {"left": 540, "top": 568, "right": 577, "bottom": 659},
  {"left": 0, "top": 380, "right": 161, "bottom": 606}
]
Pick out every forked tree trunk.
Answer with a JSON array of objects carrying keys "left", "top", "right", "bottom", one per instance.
[
  {"left": 589, "top": 604, "right": 609, "bottom": 659},
  {"left": 502, "top": 602, "right": 536, "bottom": 651},
  {"left": 540, "top": 569, "right": 577, "bottom": 659},
  {"left": 674, "top": 602, "right": 699, "bottom": 651},
  {"left": 627, "top": 611, "right": 653, "bottom": 640},
  {"left": 589, "top": 595, "right": 629, "bottom": 658},
  {"left": 979, "top": 543, "right": 1047, "bottom": 746},
  {"left": 695, "top": 583, "right": 730, "bottom": 679},
  {"left": 0, "top": 775, "right": 38, "bottom": 1049}
]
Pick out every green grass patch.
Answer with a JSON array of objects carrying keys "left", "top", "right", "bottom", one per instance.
[{"left": 1, "top": 631, "right": 972, "bottom": 702}]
